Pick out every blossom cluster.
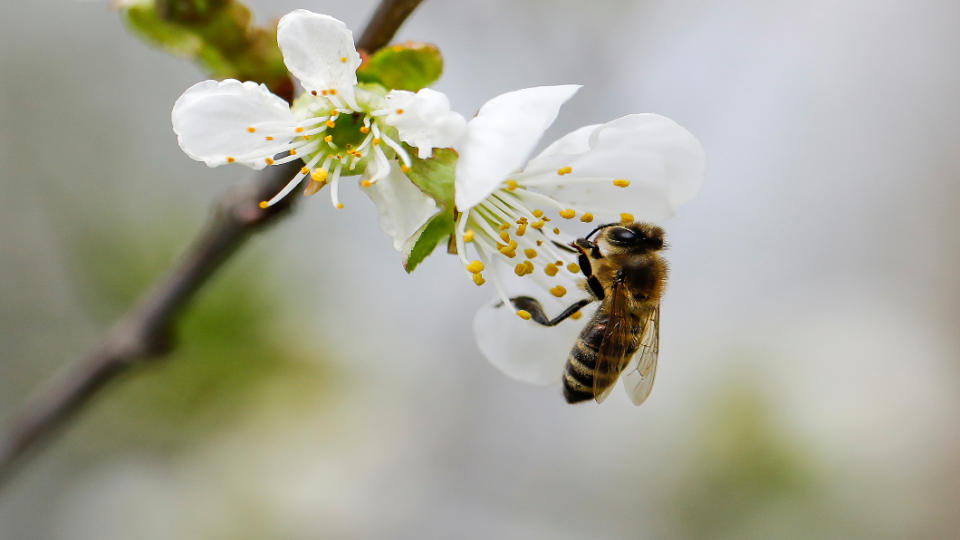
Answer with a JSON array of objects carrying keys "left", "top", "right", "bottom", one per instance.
[{"left": 171, "top": 9, "right": 706, "bottom": 389}]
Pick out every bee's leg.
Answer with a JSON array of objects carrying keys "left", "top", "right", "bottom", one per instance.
[
  {"left": 570, "top": 239, "right": 605, "bottom": 300},
  {"left": 573, "top": 238, "right": 602, "bottom": 260},
  {"left": 509, "top": 296, "right": 593, "bottom": 327}
]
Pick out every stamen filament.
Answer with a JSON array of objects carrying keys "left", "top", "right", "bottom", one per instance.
[
  {"left": 378, "top": 132, "right": 411, "bottom": 167},
  {"left": 329, "top": 163, "right": 344, "bottom": 208},
  {"left": 262, "top": 153, "right": 324, "bottom": 207}
]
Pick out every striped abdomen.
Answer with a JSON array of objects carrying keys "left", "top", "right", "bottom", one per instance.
[{"left": 563, "top": 314, "right": 640, "bottom": 403}]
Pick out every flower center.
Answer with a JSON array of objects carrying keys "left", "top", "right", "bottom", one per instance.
[
  {"left": 324, "top": 112, "right": 368, "bottom": 151},
  {"left": 256, "top": 93, "right": 412, "bottom": 210}
]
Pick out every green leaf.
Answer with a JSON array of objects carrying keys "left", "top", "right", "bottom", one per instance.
[
  {"left": 357, "top": 42, "right": 444, "bottom": 91},
  {"left": 404, "top": 147, "right": 457, "bottom": 208},
  {"left": 400, "top": 147, "right": 459, "bottom": 272},
  {"left": 402, "top": 207, "right": 455, "bottom": 273},
  {"left": 121, "top": 1, "right": 292, "bottom": 100}
]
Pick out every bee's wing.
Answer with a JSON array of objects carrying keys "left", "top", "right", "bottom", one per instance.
[
  {"left": 593, "top": 279, "right": 635, "bottom": 403},
  {"left": 621, "top": 304, "right": 660, "bottom": 406}
]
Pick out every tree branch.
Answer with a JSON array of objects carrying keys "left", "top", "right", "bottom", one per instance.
[
  {"left": 0, "top": 0, "right": 424, "bottom": 490},
  {"left": 357, "top": 0, "right": 424, "bottom": 53}
]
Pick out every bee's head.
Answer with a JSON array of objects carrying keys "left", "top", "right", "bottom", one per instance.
[{"left": 600, "top": 222, "right": 665, "bottom": 253}]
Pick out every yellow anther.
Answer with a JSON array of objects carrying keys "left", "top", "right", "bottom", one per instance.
[
  {"left": 516, "top": 310, "right": 532, "bottom": 320},
  {"left": 289, "top": 148, "right": 297, "bottom": 155},
  {"left": 295, "top": 127, "right": 304, "bottom": 133},
  {"left": 571, "top": 310, "right": 583, "bottom": 320},
  {"left": 613, "top": 178, "right": 631, "bottom": 188},
  {"left": 463, "top": 229, "right": 475, "bottom": 242},
  {"left": 499, "top": 246, "right": 517, "bottom": 258},
  {"left": 396, "top": 108, "right": 405, "bottom": 114},
  {"left": 321, "top": 90, "right": 329, "bottom": 96},
  {"left": 326, "top": 120, "right": 336, "bottom": 128},
  {"left": 265, "top": 136, "right": 274, "bottom": 141},
  {"left": 401, "top": 165, "right": 411, "bottom": 173},
  {"left": 500, "top": 231, "right": 511, "bottom": 243},
  {"left": 226, "top": 156, "right": 235, "bottom": 163},
  {"left": 620, "top": 213, "right": 634, "bottom": 223},
  {"left": 559, "top": 208, "right": 576, "bottom": 219},
  {"left": 361, "top": 179, "right": 373, "bottom": 188},
  {"left": 258, "top": 201, "right": 269, "bottom": 209},
  {"left": 567, "top": 263, "right": 581, "bottom": 274},
  {"left": 516, "top": 223, "right": 527, "bottom": 236},
  {"left": 498, "top": 222, "right": 511, "bottom": 231},
  {"left": 303, "top": 135, "right": 311, "bottom": 141},
  {"left": 505, "top": 179, "right": 518, "bottom": 191},
  {"left": 324, "top": 135, "right": 334, "bottom": 143},
  {"left": 311, "top": 168, "right": 328, "bottom": 182},
  {"left": 530, "top": 220, "right": 545, "bottom": 230},
  {"left": 340, "top": 56, "right": 348, "bottom": 63},
  {"left": 265, "top": 157, "right": 274, "bottom": 165},
  {"left": 373, "top": 137, "right": 382, "bottom": 145},
  {"left": 580, "top": 213, "right": 594, "bottom": 223},
  {"left": 247, "top": 126, "right": 256, "bottom": 133},
  {"left": 524, "top": 248, "right": 537, "bottom": 259},
  {"left": 336, "top": 203, "right": 344, "bottom": 209},
  {"left": 300, "top": 167, "right": 310, "bottom": 175},
  {"left": 553, "top": 227, "right": 561, "bottom": 235},
  {"left": 466, "top": 260, "right": 485, "bottom": 273},
  {"left": 360, "top": 126, "right": 370, "bottom": 134},
  {"left": 523, "top": 260, "right": 534, "bottom": 273},
  {"left": 329, "top": 88, "right": 337, "bottom": 95},
  {"left": 557, "top": 166, "right": 572, "bottom": 175},
  {"left": 545, "top": 264, "right": 559, "bottom": 276},
  {"left": 514, "top": 263, "right": 528, "bottom": 276},
  {"left": 536, "top": 239, "right": 543, "bottom": 246},
  {"left": 311, "top": 90, "right": 318, "bottom": 96},
  {"left": 473, "top": 273, "right": 486, "bottom": 286},
  {"left": 550, "top": 285, "right": 567, "bottom": 297},
  {"left": 532, "top": 209, "right": 544, "bottom": 218}
]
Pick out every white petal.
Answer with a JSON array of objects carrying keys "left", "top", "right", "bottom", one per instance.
[
  {"left": 454, "top": 85, "right": 582, "bottom": 211},
  {"left": 383, "top": 89, "right": 466, "bottom": 159},
  {"left": 473, "top": 298, "right": 595, "bottom": 385},
  {"left": 277, "top": 10, "right": 361, "bottom": 105},
  {"left": 364, "top": 162, "right": 439, "bottom": 251},
  {"left": 171, "top": 79, "right": 296, "bottom": 169},
  {"left": 534, "top": 123, "right": 598, "bottom": 157},
  {"left": 524, "top": 114, "right": 706, "bottom": 222}
]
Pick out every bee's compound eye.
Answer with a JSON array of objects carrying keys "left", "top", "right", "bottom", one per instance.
[{"left": 609, "top": 227, "right": 638, "bottom": 245}]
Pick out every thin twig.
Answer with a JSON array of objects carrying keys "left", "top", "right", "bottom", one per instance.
[
  {"left": 0, "top": 0, "right": 424, "bottom": 490},
  {"left": 357, "top": 0, "right": 424, "bottom": 53}
]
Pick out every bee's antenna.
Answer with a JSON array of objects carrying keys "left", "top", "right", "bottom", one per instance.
[{"left": 584, "top": 223, "right": 619, "bottom": 241}]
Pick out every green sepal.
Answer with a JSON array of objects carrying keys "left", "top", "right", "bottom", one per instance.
[
  {"left": 121, "top": 0, "right": 292, "bottom": 100},
  {"left": 404, "top": 147, "right": 457, "bottom": 208},
  {"left": 401, "top": 207, "right": 455, "bottom": 273},
  {"left": 400, "top": 147, "right": 458, "bottom": 272},
  {"left": 357, "top": 42, "right": 443, "bottom": 92}
]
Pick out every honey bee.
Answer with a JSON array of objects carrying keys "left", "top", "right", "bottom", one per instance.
[{"left": 510, "top": 222, "right": 667, "bottom": 405}]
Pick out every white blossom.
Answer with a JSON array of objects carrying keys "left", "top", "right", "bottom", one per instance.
[
  {"left": 171, "top": 9, "right": 465, "bottom": 249},
  {"left": 453, "top": 85, "right": 706, "bottom": 385}
]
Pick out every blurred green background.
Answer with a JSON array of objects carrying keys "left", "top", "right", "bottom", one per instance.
[{"left": 1, "top": 1, "right": 958, "bottom": 539}]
